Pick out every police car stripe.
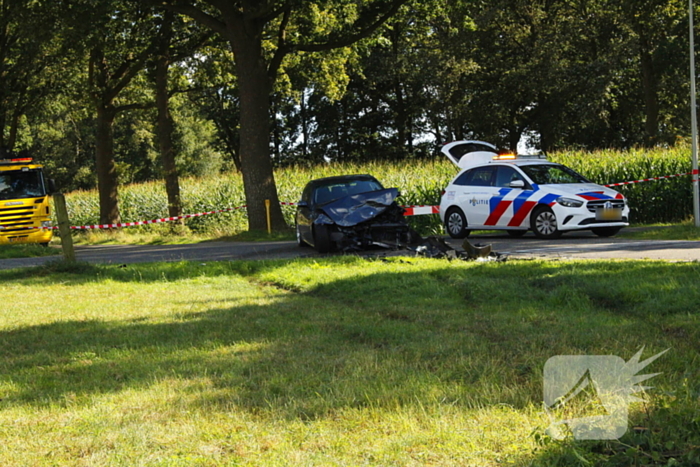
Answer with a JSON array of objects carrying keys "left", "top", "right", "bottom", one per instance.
[
  {"left": 577, "top": 191, "right": 614, "bottom": 200},
  {"left": 512, "top": 190, "right": 535, "bottom": 213},
  {"left": 484, "top": 188, "right": 513, "bottom": 225},
  {"left": 484, "top": 200, "right": 512, "bottom": 225},
  {"left": 508, "top": 200, "right": 537, "bottom": 227},
  {"left": 538, "top": 193, "right": 560, "bottom": 206}
]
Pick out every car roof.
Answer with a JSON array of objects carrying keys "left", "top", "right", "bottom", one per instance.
[
  {"left": 460, "top": 160, "right": 557, "bottom": 171},
  {"left": 305, "top": 174, "right": 381, "bottom": 189},
  {"left": 500, "top": 160, "right": 557, "bottom": 167}
]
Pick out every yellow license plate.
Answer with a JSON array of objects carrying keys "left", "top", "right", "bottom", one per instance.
[{"left": 596, "top": 207, "right": 622, "bottom": 221}]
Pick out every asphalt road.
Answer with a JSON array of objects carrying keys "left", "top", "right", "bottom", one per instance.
[
  {"left": 447, "top": 232, "right": 700, "bottom": 261},
  {"left": 1, "top": 231, "right": 699, "bottom": 270}
]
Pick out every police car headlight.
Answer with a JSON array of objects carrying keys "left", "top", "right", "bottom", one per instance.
[{"left": 556, "top": 197, "right": 584, "bottom": 208}]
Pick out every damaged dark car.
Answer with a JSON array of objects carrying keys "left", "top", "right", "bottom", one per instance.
[{"left": 295, "top": 174, "right": 419, "bottom": 253}]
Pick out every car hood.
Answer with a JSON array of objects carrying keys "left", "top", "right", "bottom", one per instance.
[
  {"left": 538, "top": 183, "right": 623, "bottom": 200},
  {"left": 319, "top": 188, "right": 400, "bottom": 226}
]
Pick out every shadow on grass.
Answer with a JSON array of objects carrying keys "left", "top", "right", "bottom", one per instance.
[{"left": 0, "top": 258, "right": 699, "bottom": 464}]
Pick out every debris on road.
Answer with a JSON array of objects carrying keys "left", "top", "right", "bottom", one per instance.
[{"left": 412, "top": 236, "right": 505, "bottom": 261}]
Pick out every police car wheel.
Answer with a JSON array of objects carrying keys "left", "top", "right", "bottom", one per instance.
[
  {"left": 531, "top": 206, "right": 562, "bottom": 239},
  {"left": 445, "top": 207, "right": 470, "bottom": 239}
]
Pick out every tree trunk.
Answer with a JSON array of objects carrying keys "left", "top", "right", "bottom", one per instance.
[
  {"left": 640, "top": 44, "right": 659, "bottom": 147},
  {"left": 300, "top": 91, "right": 309, "bottom": 159},
  {"left": 155, "top": 12, "right": 183, "bottom": 225},
  {"left": 228, "top": 25, "right": 286, "bottom": 231},
  {"left": 95, "top": 104, "right": 120, "bottom": 224},
  {"left": 7, "top": 87, "right": 25, "bottom": 152}
]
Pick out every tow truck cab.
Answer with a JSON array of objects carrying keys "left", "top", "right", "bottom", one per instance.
[{"left": 0, "top": 158, "right": 54, "bottom": 245}]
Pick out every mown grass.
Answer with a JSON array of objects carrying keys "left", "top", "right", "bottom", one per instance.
[{"left": 0, "top": 257, "right": 698, "bottom": 465}]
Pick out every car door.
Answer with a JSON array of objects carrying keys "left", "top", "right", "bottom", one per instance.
[
  {"left": 296, "top": 184, "right": 314, "bottom": 244},
  {"left": 454, "top": 166, "right": 497, "bottom": 227},
  {"left": 486, "top": 165, "right": 529, "bottom": 227}
]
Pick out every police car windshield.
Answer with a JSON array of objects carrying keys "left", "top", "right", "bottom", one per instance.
[
  {"left": 520, "top": 164, "right": 590, "bottom": 185},
  {"left": 0, "top": 170, "right": 46, "bottom": 200}
]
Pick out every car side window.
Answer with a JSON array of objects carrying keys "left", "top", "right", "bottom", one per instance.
[
  {"left": 453, "top": 170, "right": 472, "bottom": 186},
  {"left": 453, "top": 167, "right": 496, "bottom": 187},
  {"left": 301, "top": 186, "right": 312, "bottom": 204},
  {"left": 495, "top": 166, "right": 524, "bottom": 188},
  {"left": 463, "top": 167, "right": 496, "bottom": 187}
]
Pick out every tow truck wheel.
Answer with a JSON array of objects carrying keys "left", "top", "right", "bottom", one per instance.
[
  {"left": 445, "top": 207, "right": 470, "bottom": 239},
  {"left": 531, "top": 206, "right": 562, "bottom": 239}
]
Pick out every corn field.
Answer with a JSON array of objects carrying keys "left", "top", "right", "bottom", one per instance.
[{"left": 63, "top": 146, "right": 696, "bottom": 234}]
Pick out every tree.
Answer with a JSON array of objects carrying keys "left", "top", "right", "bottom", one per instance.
[
  {"left": 0, "top": 0, "right": 63, "bottom": 155},
  {"left": 81, "top": 2, "right": 158, "bottom": 224},
  {"left": 152, "top": 10, "right": 212, "bottom": 225},
  {"left": 157, "top": 0, "right": 407, "bottom": 231},
  {"left": 617, "top": 0, "right": 688, "bottom": 147}
]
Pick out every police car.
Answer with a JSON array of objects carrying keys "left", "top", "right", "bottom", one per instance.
[{"left": 439, "top": 141, "right": 629, "bottom": 239}]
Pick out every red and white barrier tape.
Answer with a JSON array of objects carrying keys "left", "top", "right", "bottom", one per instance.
[
  {"left": 66, "top": 206, "right": 248, "bottom": 230},
  {"left": 1, "top": 202, "right": 442, "bottom": 231},
  {"left": 403, "top": 205, "right": 440, "bottom": 216},
  {"left": 3, "top": 170, "right": 698, "bottom": 231},
  {"left": 604, "top": 171, "right": 694, "bottom": 187}
]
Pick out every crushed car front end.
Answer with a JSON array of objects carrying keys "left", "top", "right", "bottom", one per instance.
[{"left": 312, "top": 188, "right": 419, "bottom": 252}]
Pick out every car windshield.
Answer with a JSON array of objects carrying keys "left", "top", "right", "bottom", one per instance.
[
  {"left": 519, "top": 164, "right": 590, "bottom": 185},
  {"left": 0, "top": 169, "right": 46, "bottom": 200},
  {"left": 314, "top": 179, "right": 383, "bottom": 205}
]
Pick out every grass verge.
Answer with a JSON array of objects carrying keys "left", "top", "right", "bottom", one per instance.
[
  {"left": 619, "top": 219, "right": 700, "bottom": 241},
  {"left": 62, "top": 226, "right": 295, "bottom": 246},
  {"left": 0, "top": 256, "right": 698, "bottom": 465},
  {"left": 0, "top": 243, "right": 60, "bottom": 259}
]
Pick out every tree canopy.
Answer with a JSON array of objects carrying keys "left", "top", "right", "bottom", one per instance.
[{"left": 9, "top": 0, "right": 697, "bottom": 228}]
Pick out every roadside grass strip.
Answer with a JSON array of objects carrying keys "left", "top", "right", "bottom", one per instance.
[
  {"left": 0, "top": 257, "right": 698, "bottom": 465},
  {"left": 0, "top": 243, "right": 60, "bottom": 259}
]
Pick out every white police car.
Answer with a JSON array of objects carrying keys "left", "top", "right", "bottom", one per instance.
[{"left": 439, "top": 141, "right": 629, "bottom": 239}]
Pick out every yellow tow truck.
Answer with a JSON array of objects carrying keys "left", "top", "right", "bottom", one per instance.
[{"left": 0, "top": 157, "right": 54, "bottom": 245}]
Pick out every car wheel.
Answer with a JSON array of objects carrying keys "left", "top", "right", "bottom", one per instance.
[
  {"left": 507, "top": 230, "right": 527, "bottom": 238},
  {"left": 313, "top": 224, "right": 333, "bottom": 253},
  {"left": 591, "top": 227, "right": 621, "bottom": 237},
  {"left": 445, "top": 207, "right": 470, "bottom": 239},
  {"left": 531, "top": 206, "right": 562, "bottom": 239},
  {"left": 295, "top": 222, "right": 309, "bottom": 247}
]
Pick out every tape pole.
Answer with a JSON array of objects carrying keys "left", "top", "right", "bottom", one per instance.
[{"left": 690, "top": 0, "right": 700, "bottom": 226}]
